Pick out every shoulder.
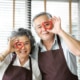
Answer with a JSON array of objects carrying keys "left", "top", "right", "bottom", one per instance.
[
  {"left": 31, "top": 43, "right": 39, "bottom": 60},
  {"left": 31, "top": 57, "right": 39, "bottom": 73},
  {"left": 31, "top": 57, "right": 38, "bottom": 67},
  {"left": 58, "top": 36, "right": 69, "bottom": 50}
]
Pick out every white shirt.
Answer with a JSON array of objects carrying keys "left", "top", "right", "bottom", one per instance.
[
  {"left": 0, "top": 54, "right": 42, "bottom": 80},
  {"left": 31, "top": 35, "right": 78, "bottom": 76}
]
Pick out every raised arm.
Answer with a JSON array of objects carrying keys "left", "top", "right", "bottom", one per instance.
[
  {"left": 0, "top": 38, "right": 16, "bottom": 61},
  {"left": 59, "top": 29, "right": 80, "bottom": 56},
  {"left": 48, "top": 16, "right": 80, "bottom": 56}
]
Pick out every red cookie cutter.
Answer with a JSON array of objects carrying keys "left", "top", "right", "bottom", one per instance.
[
  {"left": 42, "top": 20, "right": 53, "bottom": 30},
  {"left": 14, "top": 41, "right": 24, "bottom": 50}
]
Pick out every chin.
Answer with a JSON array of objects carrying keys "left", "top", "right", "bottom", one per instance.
[
  {"left": 20, "top": 55, "right": 29, "bottom": 59},
  {"left": 41, "top": 35, "right": 50, "bottom": 40},
  {"left": 42, "top": 37, "right": 50, "bottom": 41}
]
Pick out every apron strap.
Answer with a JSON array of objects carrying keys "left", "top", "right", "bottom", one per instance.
[
  {"left": 10, "top": 52, "right": 16, "bottom": 65},
  {"left": 57, "top": 35, "right": 63, "bottom": 51},
  {"left": 29, "top": 56, "right": 32, "bottom": 73}
]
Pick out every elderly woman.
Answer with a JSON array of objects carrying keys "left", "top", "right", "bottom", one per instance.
[{"left": 0, "top": 28, "right": 42, "bottom": 80}]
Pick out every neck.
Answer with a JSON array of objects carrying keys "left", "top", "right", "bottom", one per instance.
[
  {"left": 19, "top": 56, "right": 29, "bottom": 66},
  {"left": 42, "top": 36, "right": 55, "bottom": 50}
]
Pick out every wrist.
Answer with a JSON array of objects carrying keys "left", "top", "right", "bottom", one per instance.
[
  {"left": 0, "top": 49, "right": 11, "bottom": 61},
  {"left": 57, "top": 29, "right": 63, "bottom": 36},
  {"left": 0, "top": 53, "right": 7, "bottom": 61},
  {"left": 2, "top": 50, "right": 10, "bottom": 58}
]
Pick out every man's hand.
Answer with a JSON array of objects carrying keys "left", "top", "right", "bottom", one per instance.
[{"left": 47, "top": 16, "right": 62, "bottom": 35}]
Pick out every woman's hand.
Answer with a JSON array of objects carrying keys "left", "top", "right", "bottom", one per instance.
[
  {"left": 6, "top": 37, "right": 17, "bottom": 54},
  {"left": 0, "top": 38, "right": 17, "bottom": 61}
]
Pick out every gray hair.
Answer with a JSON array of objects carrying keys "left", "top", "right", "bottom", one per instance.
[
  {"left": 9, "top": 28, "right": 35, "bottom": 54},
  {"left": 32, "top": 12, "right": 52, "bottom": 22}
]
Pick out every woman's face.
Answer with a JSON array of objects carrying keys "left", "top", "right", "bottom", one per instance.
[{"left": 14, "top": 35, "right": 31, "bottom": 59}]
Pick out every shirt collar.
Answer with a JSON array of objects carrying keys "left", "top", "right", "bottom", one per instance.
[
  {"left": 38, "top": 35, "right": 58, "bottom": 51},
  {"left": 13, "top": 56, "right": 30, "bottom": 69}
]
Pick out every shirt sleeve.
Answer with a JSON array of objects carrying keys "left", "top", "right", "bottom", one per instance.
[
  {"left": 31, "top": 43, "right": 39, "bottom": 61},
  {"left": 0, "top": 54, "right": 12, "bottom": 66},
  {"left": 61, "top": 38, "right": 78, "bottom": 75}
]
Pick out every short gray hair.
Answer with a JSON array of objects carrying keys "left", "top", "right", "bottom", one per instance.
[{"left": 32, "top": 12, "right": 52, "bottom": 22}]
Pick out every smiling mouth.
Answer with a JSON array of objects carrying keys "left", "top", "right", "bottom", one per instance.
[
  {"left": 20, "top": 50, "right": 27, "bottom": 54},
  {"left": 42, "top": 32, "right": 49, "bottom": 35}
]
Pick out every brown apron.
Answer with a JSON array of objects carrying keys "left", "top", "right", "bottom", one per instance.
[
  {"left": 2, "top": 54, "right": 32, "bottom": 80},
  {"left": 38, "top": 36, "right": 78, "bottom": 80}
]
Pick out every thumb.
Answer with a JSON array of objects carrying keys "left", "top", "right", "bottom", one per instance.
[{"left": 47, "top": 29, "right": 54, "bottom": 33}]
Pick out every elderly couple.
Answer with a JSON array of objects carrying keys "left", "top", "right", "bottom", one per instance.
[{"left": 0, "top": 12, "right": 80, "bottom": 80}]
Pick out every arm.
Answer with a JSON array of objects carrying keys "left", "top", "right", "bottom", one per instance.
[
  {"left": 59, "top": 29, "right": 80, "bottom": 56},
  {"left": 48, "top": 16, "right": 80, "bottom": 56},
  {"left": 0, "top": 50, "right": 10, "bottom": 61},
  {"left": 0, "top": 38, "right": 16, "bottom": 61}
]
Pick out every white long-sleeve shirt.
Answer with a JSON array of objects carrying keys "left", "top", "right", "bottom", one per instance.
[{"left": 0, "top": 55, "right": 42, "bottom": 80}]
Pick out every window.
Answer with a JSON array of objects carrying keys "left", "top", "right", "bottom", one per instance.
[
  {"left": 0, "top": 0, "right": 31, "bottom": 52},
  {"left": 0, "top": 0, "right": 13, "bottom": 51}
]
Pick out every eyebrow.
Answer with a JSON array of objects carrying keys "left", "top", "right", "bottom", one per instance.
[
  {"left": 25, "top": 40, "right": 30, "bottom": 42},
  {"left": 35, "top": 24, "right": 41, "bottom": 27}
]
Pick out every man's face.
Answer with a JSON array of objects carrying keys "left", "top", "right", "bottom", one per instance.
[{"left": 33, "top": 15, "right": 54, "bottom": 41}]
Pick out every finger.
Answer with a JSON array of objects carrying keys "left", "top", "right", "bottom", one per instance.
[
  {"left": 47, "top": 29, "right": 54, "bottom": 33},
  {"left": 53, "top": 16, "right": 60, "bottom": 21},
  {"left": 52, "top": 17, "right": 56, "bottom": 23},
  {"left": 52, "top": 16, "right": 58, "bottom": 23},
  {"left": 10, "top": 37, "right": 18, "bottom": 42}
]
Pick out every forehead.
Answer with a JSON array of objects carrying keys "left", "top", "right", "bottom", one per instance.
[
  {"left": 33, "top": 15, "right": 49, "bottom": 25},
  {"left": 16, "top": 35, "right": 30, "bottom": 42}
]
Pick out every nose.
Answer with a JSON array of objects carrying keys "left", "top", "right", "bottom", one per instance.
[
  {"left": 21, "top": 45, "right": 25, "bottom": 50},
  {"left": 41, "top": 25, "right": 46, "bottom": 31}
]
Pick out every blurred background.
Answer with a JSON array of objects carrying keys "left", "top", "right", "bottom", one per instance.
[{"left": 0, "top": 0, "right": 80, "bottom": 79}]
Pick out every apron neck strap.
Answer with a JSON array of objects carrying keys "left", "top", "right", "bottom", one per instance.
[{"left": 57, "top": 35, "right": 62, "bottom": 50}]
